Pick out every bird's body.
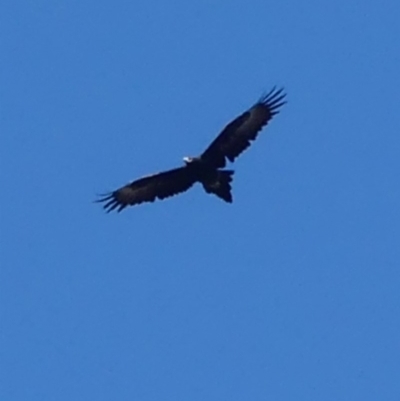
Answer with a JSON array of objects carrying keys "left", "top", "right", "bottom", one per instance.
[
  {"left": 183, "top": 157, "right": 233, "bottom": 197},
  {"left": 97, "top": 87, "right": 286, "bottom": 213},
  {"left": 184, "top": 158, "right": 234, "bottom": 203}
]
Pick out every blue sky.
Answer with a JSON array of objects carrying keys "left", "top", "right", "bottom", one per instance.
[{"left": 2, "top": 0, "right": 400, "bottom": 400}]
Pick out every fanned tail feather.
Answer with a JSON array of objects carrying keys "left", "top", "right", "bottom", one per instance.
[{"left": 203, "top": 170, "right": 234, "bottom": 203}]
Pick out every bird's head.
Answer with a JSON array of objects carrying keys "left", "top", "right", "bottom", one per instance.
[{"left": 183, "top": 156, "right": 194, "bottom": 165}]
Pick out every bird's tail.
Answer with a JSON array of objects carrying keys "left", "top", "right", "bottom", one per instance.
[{"left": 202, "top": 170, "right": 234, "bottom": 203}]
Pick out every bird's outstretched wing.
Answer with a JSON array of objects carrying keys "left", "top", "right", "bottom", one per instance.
[
  {"left": 201, "top": 87, "right": 286, "bottom": 168},
  {"left": 96, "top": 167, "right": 196, "bottom": 212}
]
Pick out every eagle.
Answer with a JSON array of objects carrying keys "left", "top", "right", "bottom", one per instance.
[{"left": 97, "top": 87, "right": 286, "bottom": 212}]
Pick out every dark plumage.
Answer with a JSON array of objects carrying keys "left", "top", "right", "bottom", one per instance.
[{"left": 97, "top": 87, "right": 286, "bottom": 212}]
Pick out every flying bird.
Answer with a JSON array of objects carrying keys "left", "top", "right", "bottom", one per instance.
[{"left": 97, "top": 87, "right": 286, "bottom": 212}]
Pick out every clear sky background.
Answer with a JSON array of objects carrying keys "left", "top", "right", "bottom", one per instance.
[{"left": 1, "top": 1, "right": 400, "bottom": 400}]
